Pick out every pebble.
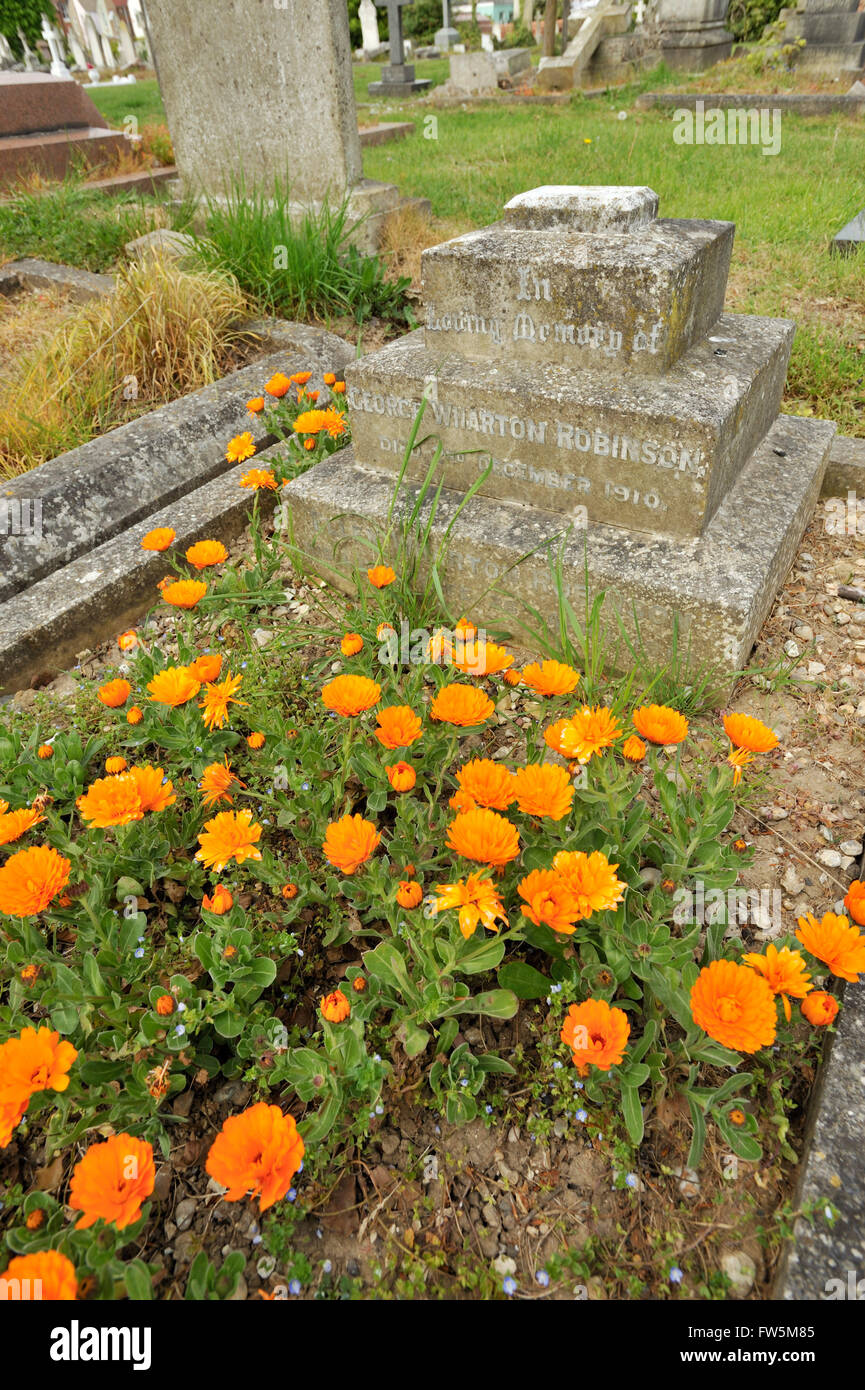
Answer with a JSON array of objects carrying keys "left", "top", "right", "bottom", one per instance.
[
  {"left": 781, "top": 865, "right": 804, "bottom": 894},
  {"left": 721, "top": 1251, "right": 757, "bottom": 1296},
  {"left": 493, "top": 1255, "right": 517, "bottom": 1277},
  {"left": 252, "top": 628, "right": 273, "bottom": 648},
  {"left": 816, "top": 848, "right": 843, "bottom": 868},
  {"left": 840, "top": 840, "right": 863, "bottom": 857},
  {"left": 175, "top": 1197, "right": 196, "bottom": 1231},
  {"left": 793, "top": 623, "right": 813, "bottom": 642},
  {"left": 783, "top": 639, "right": 800, "bottom": 659},
  {"left": 808, "top": 661, "right": 827, "bottom": 677}
]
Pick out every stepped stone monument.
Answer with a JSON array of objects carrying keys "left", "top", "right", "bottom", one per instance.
[
  {"left": 537, "top": 1, "right": 633, "bottom": 90},
  {"left": 777, "top": 0, "right": 865, "bottom": 77},
  {"left": 0, "top": 73, "right": 130, "bottom": 186},
  {"left": 287, "top": 185, "right": 834, "bottom": 674},
  {"left": 649, "top": 0, "right": 734, "bottom": 70},
  {"left": 144, "top": 0, "right": 403, "bottom": 251},
  {"left": 369, "top": 0, "right": 432, "bottom": 96}
]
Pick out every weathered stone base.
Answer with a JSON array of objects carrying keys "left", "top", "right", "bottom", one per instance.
[
  {"left": 284, "top": 415, "right": 834, "bottom": 676},
  {"left": 367, "top": 79, "right": 432, "bottom": 96}
]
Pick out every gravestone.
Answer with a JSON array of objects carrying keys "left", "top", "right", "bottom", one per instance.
[
  {"left": 287, "top": 185, "right": 835, "bottom": 675},
  {"left": 369, "top": 0, "right": 432, "bottom": 95},
  {"left": 358, "top": 0, "right": 387, "bottom": 57},
  {"left": 41, "top": 16, "right": 69, "bottom": 77},
  {"left": 144, "top": 0, "right": 402, "bottom": 251},
  {"left": 776, "top": 0, "right": 865, "bottom": 76},
  {"left": 0, "top": 73, "right": 130, "bottom": 186},
  {"left": 436, "top": 0, "right": 460, "bottom": 50},
  {"left": 446, "top": 50, "right": 500, "bottom": 94},
  {"left": 831, "top": 206, "right": 865, "bottom": 255},
  {"left": 649, "top": 0, "right": 734, "bottom": 70},
  {"left": 537, "top": 1, "right": 633, "bottom": 90}
]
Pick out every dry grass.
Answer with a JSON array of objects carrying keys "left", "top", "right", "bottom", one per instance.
[
  {"left": 0, "top": 257, "right": 250, "bottom": 478},
  {"left": 0, "top": 288, "right": 79, "bottom": 384},
  {"left": 378, "top": 206, "right": 463, "bottom": 293}
]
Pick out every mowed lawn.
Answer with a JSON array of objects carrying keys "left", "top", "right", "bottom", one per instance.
[{"left": 90, "top": 78, "right": 865, "bottom": 434}]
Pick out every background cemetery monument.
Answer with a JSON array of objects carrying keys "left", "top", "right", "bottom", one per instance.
[
  {"left": 144, "top": 0, "right": 403, "bottom": 251},
  {"left": 288, "top": 184, "right": 835, "bottom": 675},
  {"left": 368, "top": 0, "right": 432, "bottom": 96},
  {"left": 775, "top": 0, "right": 865, "bottom": 78}
]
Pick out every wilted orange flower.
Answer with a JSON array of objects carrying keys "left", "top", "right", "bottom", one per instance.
[
  {"left": 367, "top": 564, "right": 396, "bottom": 588},
  {"left": 207, "top": 1103, "right": 304, "bottom": 1213},
  {"left": 186, "top": 539, "right": 228, "bottom": 570},
  {"left": 375, "top": 705, "right": 422, "bottom": 749},
  {"left": 322, "top": 674, "right": 381, "bottom": 717},
  {"left": 622, "top": 735, "right": 646, "bottom": 761},
  {"left": 727, "top": 747, "right": 753, "bottom": 786},
  {"left": 265, "top": 373, "right": 292, "bottom": 398},
  {"left": 843, "top": 880, "right": 865, "bottom": 927},
  {"left": 512, "top": 763, "right": 574, "bottom": 821},
  {"left": 322, "top": 814, "right": 381, "bottom": 875},
  {"left": 281, "top": 882, "right": 298, "bottom": 900},
  {"left": 452, "top": 640, "right": 514, "bottom": 678},
  {"left": 386, "top": 761, "right": 416, "bottom": 792},
  {"left": 239, "top": 468, "right": 277, "bottom": 491},
  {"left": 456, "top": 758, "right": 516, "bottom": 811},
  {"left": 203, "top": 884, "right": 234, "bottom": 915},
  {"left": 127, "top": 706, "right": 143, "bottom": 725},
  {"left": 321, "top": 990, "right": 351, "bottom": 1023},
  {"left": 118, "top": 630, "right": 138, "bottom": 652},
  {"left": 320, "top": 407, "right": 347, "bottom": 439},
  {"left": 561, "top": 998, "right": 630, "bottom": 1075},
  {"left": 0, "top": 1095, "right": 28, "bottom": 1147},
  {"left": 247, "top": 732, "right": 265, "bottom": 750},
  {"left": 2, "top": 1251, "right": 78, "bottom": 1300},
  {"left": 520, "top": 659, "right": 580, "bottom": 697},
  {"left": 20, "top": 964, "right": 40, "bottom": 985},
  {"left": 98, "top": 679, "right": 131, "bottom": 708},
  {"left": 147, "top": 666, "right": 201, "bottom": 707},
  {"left": 0, "top": 808, "right": 44, "bottom": 845},
  {"left": 200, "top": 673, "right": 246, "bottom": 730},
  {"left": 341, "top": 633, "right": 364, "bottom": 657},
  {"left": 690, "top": 959, "right": 777, "bottom": 1052},
  {"left": 377, "top": 622, "right": 396, "bottom": 642},
  {"left": 0, "top": 1026, "right": 78, "bottom": 1105},
  {"left": 796, "top": 911, "right": 865, "bottom": 983},
  {"left": 141, "top": 527, "right": 175, "bottom": 552},
  {"left": 632, "top": 704, "right": 688, "bottom": 746},
  {"left": 552, "top": 850, "right": 627, "bottom": 919},
  {"left": 25, "top": 1207, "right": 45, "bottom": 1230},
  {"left": 189, "top": 653, "right": 222, "bottom": 684},
  {"left": 434, "top": 872, "right": 507, "bottom": 939},
  {"left": 446, "top": 807, "right": 520, "bottom": 867},
  {"left": 37, "top": 743, "right": 54, "bottom": 760},
  {"left": 162, "top": 579, "right": 207, "bottom": 610},
  {"left": 200, "top": 757, "right": 241, "bottom": 807},
  {"left": 226, "top": 432, "right": 256, "bottom": 464},
  {"left": 0, "top": 845, "right": 71, "bottom": 916},
  {"left": 430, "top": 683, "right": 494, "bottom": 728},
  {"left": 547, "top": 706, "right": 622, "bottom": 763},
  {"left": 397, "top": 879, "right": 423, "bottom": 908},
  {"left": 69, "top": 1134, "right": 155, "bottom": 1230},
  {"left": 155, "top": 994, "right": 175, "bottom": 1017},
  {"left": 723, "top": 712, "right": 778, "bottom": 754},
  {"left": 196, "top": 809, "right": 263, "bottom": 874},
  {"left": 352, "top": 975, "right": 367, "bottom": 993},
  {"left": 742, "top": 945, "right": 812, "bottom": 1022},
  {"left": 801, "top": 991, "right": 839, "bottom": 1026},
  {"left": 518, "top": 869, "right": 580, "bottom": 935},
  {"left": 127, "top": 765, "right": 176, "bottom": 814},
  {"left": 247, "top": 397, "right": 265, "bottom": 414}
]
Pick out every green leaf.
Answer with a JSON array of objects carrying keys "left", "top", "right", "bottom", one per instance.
[
  {"left": 621, "top": 1083, "right": 645, "bottom": 1146},
  {"left": 124, "top": 1259, "right": 153, "bottom": 1301},
  {"left": 402, "top": 1024, "right": 430, "bottom": 1058},
  {"left": 212, "top": 1009, "right": 243, "bottom": 1039},
  {"left": 456, "top": 934, "right": 506, "bottom": 975},
  {"left": 497, "top": 962, "right": 550, "bottom": 1000},
  {"left": 244, "top": 958, "right": 277, "bottom": 990}
]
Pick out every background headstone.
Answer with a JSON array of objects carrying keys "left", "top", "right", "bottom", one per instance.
[
  {"left": 368, "top": 0, "right": 432, "bottom": 95},
  {"left": 0, "top": 72, "right": 130, "bottom": 186},
  {"left": 436, "top": 0, "right": 460, "bottom": 49}
]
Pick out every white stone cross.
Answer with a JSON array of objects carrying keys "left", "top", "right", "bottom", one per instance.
[
  {"left": 634, "top": 0, "right": 647, "bottom": 24},
  {"left": 376, "top": 0, "right": 413, "bottom": 66},
  {"left": 41, "top": 16, "right": 70, "bottom": 77}
]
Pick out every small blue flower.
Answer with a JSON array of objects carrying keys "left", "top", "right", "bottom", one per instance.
[
  {"left": 575, "top": 1109, "right": 588, "bottom": 1123},
  {"left": 296, "top": 949, "right": 304, "bottom": 957},
  {"left": 252, "top": 1234, "right": 262, "bottom": 1245},
  {"left": 134, "top": 948, "right": 145, "bottom": 959},
  {"left": 460, "top": 1079, "right": 469, "bottom": 1087},
  {"left": 177, "top": 1002, "right": 187, "bottom": 1012},
  {"left": 485, "top": 1104, "right": 493, "bottom": 1114},
  {"left": 375, "top": 1104, "right": 384, "bottom": 1115},
  {"left": 625, "top": 1173, "right": 638, "bottom": 1189},
  {"left": 550, "top": 983, "right": 562, "bottom": 994},
  {"left": 287, "top": 1188, "right": 297, "bottom": 1202},
  {"left": 298, "top": 1160, "right": 303, "bottom": 1173},
  {"left": 503, "top": 1277, "right": 517, "bottom": 1297},
  {"left": 574, "top": 1080, "right": 584, "bottom": 1090},
  {"left": 289, "top": 1279, "right": 301, "bottom": 1296},
  {"left": 669, "top": 1267, "right": 684, "bottom": 1285},
  {"left": 138, "top": 935, "right": 145, "bottom": 943},
  {"left": 323, "top": 1260, "right": 333, "bottom": 1274},
  {"left": 553, "top": 1060, "right": 562, "bottom": 1070},
  {"left": 302, "top": 782, "right": 310, "bottom": 791},
  {"left": 175, "top": 1024, "right": 186, "bottom": 1036},
  {"left": 536, "top": 1270, "right": 550, "bottom": 1288}
]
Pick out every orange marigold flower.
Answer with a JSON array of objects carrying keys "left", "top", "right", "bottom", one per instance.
[
  {"left": 446, "top": 807, "right": 520, "bottom": 868},
  {"left": 333, "top": 381, "right": 346, "bottom": 394},
  {"left": 155, "top": 994, "right": 175, "bottom": 1017},
  {"left": 520, "top": 659, "right": 580, "bottom": 697},
  {"left": 843, "top": 880, "right": 865, "bottom": 927},
  {"left": 546, "top": 706, "right": 622, "bottom": 763},
  {"left": 77, "top": 774, "right": 142, "bottom": 829},
  {"left": 196, "top": 809, "right": 263, "bottom": 874},
  {"left": 239, "top": 467, "right": 278, "bottom": 490},
  {"left": 2, "top": 1250, "right": 77, "bottom": 1300},
  {"left": 141, "top": 527, "right": 175, "bottom": 552},
  {"left": 386, "top": 761, "right": 416, "bottom": 793},
  {"left": 452, "top": 639, "right": 514, "bottom": 678},
  {"left": 433, "top": 872, "right": 507, "bottom": 939},
  {"left": 186, "top": 539, "right": 228, "bottom": 570},
  {"left": 200, "top": 757, "right": 241, "bottom": 807},
  {"left": 265, "top": 373, "right": 292, "bottom": 398},
  {"left": 69, "top": 1134, "right": 155, "bottom": 1231},
  {"left": 801, "top": 991, "right": 839, "bottom": 1026},
  {"left": 729, "top": 1108, "right": 746, "bottom": 1126},
  {"left": 322, "top": 674, "right": 381, "bottom": 717},
  {"left": 128, "top": 765, "right": 176, "bottom": 814},
  {"left": 37, "top": 743, "right": 54, "bottom": 759},
  {"left": 320, "top": 407, "right": 347, "bottom": 439},
  {"left": 632, "top": 704, "right": 688, "bottom": 746},
  {"left": 127, "top": 706, "right": 143, "bottom": 725},
  {"left": 290, "top": 371, "right": 313, "bottom": 387},
  {"left": 367, "top": 564, "right": 396, "bottom": 588},
  {"left": 247, "top": 731, "right": 266, "bottom": 750},
  {"left": 98, "top": 678, "right": 131, "bottom": 708},
  {"left": 293, "top": 409, "right": 329, "bottom": 434},
  {"left": 200, "top": 673, "right": 246, "bottom": 730},
  {"left": 226, "top": 432, "right": 256, "bottom": 464},
  {"left": 340, "top": 632, "right": 364, "bottom": 657},
  {"left": 281, "top": 882, "right": 298, "bottom": 900},
  {"left": 430, "top": 683, "right": 494, "bottom": 728},
  {"left": 0, "top": 845, "right": 71, "bottom": 916},
  {"left": 352, "top": 975, "right": 367, "bottom": 993},
  {"left": 561, "top": 998, "right": 630, "bottom": 1075},
  {"left": 552, "top": 850, "right": 627, "bottom": 919},
  {"left": 0, "top": 1096, "right": 29, "bottom": 1148},
  {"left": 303, "top": 438, "right": 315, "bottom": 450},
  {"left": 690, "top": 959, "right": 777, "bottom": 1052},
  {"left": 322, "top": 814, "right": 381, "bottom": 875},
  {"left": 723, "top": 712, "right": 778, "bottom": 754},
  {"left": 162, "top": 579, "right": 207, "bottom": 610},
  {"left": 105, "top": 756, "right": 127, "bottom": 775},
  {"left": 203, "top": 884, "right": 234, "bottom": 915},
  {"left": 25, "top": 1207, "right": 45, "bottom": 1230},
  {"left": 727, "top": 747, "right": 753, "bottom": 786},
  {"left": 504, "top": 668, "right": 522, "bottom": 688},
  {"left": 321, "top": 990, "right": 351, "bottom": 1023},
  {"left": 518, "top": 869, "right": 581, "bottom": 935},
  {"left": 0, "top": 1026, "right": 78, "bottom": 1105},
  {"left": 20, "top": 964, "right": 40, "bottom": 985},
  {"left": 397, "top": 879, "right": 423, "bottom": 908},
  {"left": 206, "top": 1103, "right": 304, "bottom": 1213},
  {"left": 375, "top": 705, "right": 422, "bottom": 749},
  {"left": 323, "top": 373, "right": 336, "bottom": 386},
  {"left": 147, "top": 665, "right": 201, "bottom": 707},
  {"left": 449, "top": 788, "right": 476, "bottom": 814},
  {"left": 247, "top": 397, "right": 265, "bottom": 414},
  {"left": 118, "top": 630, "right": 138, "bottom": 652},
  {"left": 742, "top": 944, "right": 812, "bottom": 1022},
  {"left": 189, "top": 653, "right": 222, "bottom": 684},
  {"left": 0, "top": 808, "right": 44, "bottom": 845},
  {"left": 456, "top": 758, "right": 516, "bottom": 811},
  {"left": 622, "top": 735, "right": 646, "bottom": 761},
  {"left": 796, "top": 911, "right": 865, "bottom": 983},
  {"left": 512, "top": 763, "right": 574, "bottom": 821}
]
